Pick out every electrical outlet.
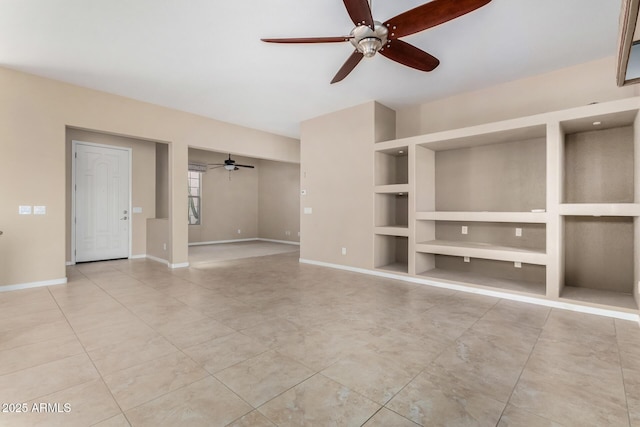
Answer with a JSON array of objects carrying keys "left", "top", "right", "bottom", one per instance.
[
  {"left": 464, "top": 256, "right": 470, "bottom": 263},
  {"left": 285, "top": 230, "right": 291, "bottom": 236},
  {"left": 163, "top": 243, "right": 167, "bottom": 251},
  {"left": 237, "top": 229, "right": 241, "bottom": 234},
  {"left": 515, "top": 228, "right": 522, "bottom": 237},
  {"left": 461, "top": 226, "right": 468, "bottom": 235},
  {"left": 514, "top": 262, "right": 522, "bottom": 268},
  {"left": 341, "top": 247, "right": 347, "bottom": 255}
]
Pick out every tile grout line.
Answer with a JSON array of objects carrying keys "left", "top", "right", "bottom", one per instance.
[
  {"left": 45, "top": 284, "right": 130, "bottom": 424},
  {"left": 107, "top": 258, "right": 307, "bottom": 421},
  {"left": 60, "top": 263, "right": 243, "bottom": 424},
  {"left": 0, "top": 268, "right": 98, "bottom": 406},
  {"left": 494, "top": 306, "right": 553, "bottom": 426},
  {"left": 613, "top": 320, "right": 634, "bottom": 427},
  {"left": 75, "top": 264, "right": 258, "bottom": 421}
]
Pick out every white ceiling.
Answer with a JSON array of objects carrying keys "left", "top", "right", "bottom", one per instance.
[{"left": 0, "top": 0, "right": 623, "bottom": 138}]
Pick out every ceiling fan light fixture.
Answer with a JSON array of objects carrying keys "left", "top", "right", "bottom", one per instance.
[
  {"left": 224, "top": 164, "right": 235, "bottom": 171},
  {"left": 358, "top": 37, "right": 382, "bottom": 57}
]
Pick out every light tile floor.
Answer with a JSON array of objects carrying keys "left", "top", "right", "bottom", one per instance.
[{"left": 0, "top": 251, "right": 638, "bottom": 426}]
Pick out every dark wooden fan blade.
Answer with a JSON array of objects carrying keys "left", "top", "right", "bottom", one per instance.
[
  {"left": 261, "top": 36, "right": 352, "bottom": 44},
  {"left": 384, "top": 0, "right": 491, "bottom": 40},
  {"left": 343, "top": 0, "right": 374, "bottom": 29},
  {"left": 235, "top": 164, "right": 255, "bottom": 168},
  {"left": 331, "top": 50, "right": 364, "bottom": 84},
  {"left": 380, "top": 40, "right": 439, "bottom": 72}
]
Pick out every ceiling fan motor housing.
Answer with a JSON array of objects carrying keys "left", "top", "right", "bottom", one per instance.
[{"left": 350, "top": 21, "right": 388, "bottom": 57}]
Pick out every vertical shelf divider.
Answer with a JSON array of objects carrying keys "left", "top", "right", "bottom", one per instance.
[
  {"left": 408, "top": 145, "right": 417, "bottom": 275},
  {"left": 634, "top": 111, "right": 640, "bottom": 307},
  {"left": 546, "top": 121, "right": 563, "bottom": 299},
  {"left": 414, "top": 145, "right": 435, "bottom": 275}
]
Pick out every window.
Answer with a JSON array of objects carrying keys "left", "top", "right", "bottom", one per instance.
[{"left": 188, "top": 171, "right": 201, "bottom": 225}]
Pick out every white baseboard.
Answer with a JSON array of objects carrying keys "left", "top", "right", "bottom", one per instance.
[
  {"left": 65, "top": 261, "right": 75, "bottom": 266},
  {"left": 146, "top": 254, "right": 169, "bottom": 266},
  {"left": 189, "top": 238, "right": 256, "bottom": 246},
  {"left": 145, "top": 255, "right": 189, "bottom": 269},
  {"left": 189, "top": 238, "right": 300, "bottom": 246},
  {"left": 0, "top": 277, "right": 68, "bottom": 293},
  {"left": 298, "top": 259, "right": 640, "bottom": 322},
  {"left": 169, "top": 262, "right": 189, "bottom": 269},
  {"left": 258, "top": 238, "right": 300, "bottom": 246}
]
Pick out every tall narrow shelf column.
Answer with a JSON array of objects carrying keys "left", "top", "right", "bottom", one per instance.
[
  {"left": 374, "top": 144, "right": 410, "bottom": 273},
  {"left": 556, "top": 107, "right": 640, "bottom": 311},
  {"left": 546, "top": 122, "right": 563, "bottom": 299}
]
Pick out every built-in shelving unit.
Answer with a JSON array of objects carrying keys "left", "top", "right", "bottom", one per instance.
[{"left": 374, "top": 97, "right": 640, "bottom": 316}]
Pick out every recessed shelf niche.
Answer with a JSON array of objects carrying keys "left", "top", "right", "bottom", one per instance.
[
  {"left": 563, "top": 125, "right": 634, "bottom": 204},
  {"left": 375, "top": 235, "right": 408, "bottom": 273},
  {"left": 434, "top": 137, "right": 546, "bottom": 212},
  {"left": 375, "top": 193, "right": 408, "bottom": 228},
  {"left": 562, "top": 216, "right": 635, "bottom": 309},
  {"left": 417, "top": 255, "right": 546, "bottom": 296},
  {"left": 375, "top": 146, "right": 408, "bottom": 185}
]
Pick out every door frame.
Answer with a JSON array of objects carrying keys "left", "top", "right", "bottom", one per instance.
[{"left": 71, "top": 140, "right": 133, "bottom": 264}]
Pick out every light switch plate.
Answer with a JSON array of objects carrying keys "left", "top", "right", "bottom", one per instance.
[
  {"left": 19, "top": 205, "right": 32, "bottom": 215},
  {"left": 33, "top": 206, "right": 46, "bottom": 215},
  {"left": 133, "top": 207, "right": 143, "bottom": 214},
  {"left": 304, "top": 207, "right": 312, "bottom": 214}
]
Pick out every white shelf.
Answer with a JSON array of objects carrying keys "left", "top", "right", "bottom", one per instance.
[
  {"left": 374, "top": 184, "right": 409, "bottom": 194},
  {"left": 375, "top": 226, "right": 409, "bottom": 237},
  {"left": 415, "top": 240, "right": 547, "bottom": 265},
  {"left": 559, "top": 203, "right": 640, "bottom": 217},
  {"left": 416, "top": 211, "right": 547, "bottom": 223}
]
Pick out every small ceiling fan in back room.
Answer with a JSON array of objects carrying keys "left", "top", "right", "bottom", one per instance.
[
  {"left": 261, "top": 0, "right": 491, "bottom": 83},
  {"left": 208, "top": 154, "right": 255, "bottom": 171},
  {"left": 208, "top": 154, "right": 255, "bottom": 180}
]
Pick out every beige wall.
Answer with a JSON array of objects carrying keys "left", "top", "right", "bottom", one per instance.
[
  {"left": 300, "top": 57, "right": 636, "bottom": 273},
  {"left": 188, "top": 150, "right": 259, "bottom": 243},
  {"left": 259, "top": 160, "right": 300, "bottom": 243},
  {"left": 147, "top": 218, "right": 170, "bottom": 262},
  {"left": 156, "top": 143, "right": 169, "bottom": 219},
  {"left": 300, "top": 102, "right": 395, "bottom": 268},
  {"left": 396, "top": 57, "right": 638, "bottom": 138},
  {"left": 0, "top": 67, "right": 298, "bottom": 288},
  {"left": 65, "top": 128, "right": 157, "bottom": 262},
  {"left": 187, "top": 150, "right": 300, "bottom": 244}
]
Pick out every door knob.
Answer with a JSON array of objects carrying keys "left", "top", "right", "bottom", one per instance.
[{"left": 120, "top": 216, "right": 128, "bottom": 220}]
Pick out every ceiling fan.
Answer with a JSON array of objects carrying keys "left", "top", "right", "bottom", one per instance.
[
  {"left": 261, "top": 0, "right": 491, "bottom": 83},
  {"left": 208, "top": 154, "right": 255, "bottom": 171}
]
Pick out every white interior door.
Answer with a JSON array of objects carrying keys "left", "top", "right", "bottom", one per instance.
[{"left": 75, "top": 142, "right": 130, "bottom": 262}]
